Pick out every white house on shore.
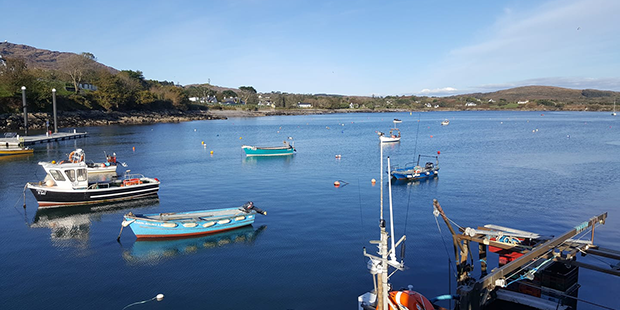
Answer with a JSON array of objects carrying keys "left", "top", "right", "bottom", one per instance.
[
  {"left": 298, "top": 102, "right": 312, "bottom": 108},
  {"left": 518, "top": 100, "right": 529, "bottom": 105}
]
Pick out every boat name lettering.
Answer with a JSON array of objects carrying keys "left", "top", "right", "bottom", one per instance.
[{"left": 36, "top": 189, "right": 47, "bottom": 195}]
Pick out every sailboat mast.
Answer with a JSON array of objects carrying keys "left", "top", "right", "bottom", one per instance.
[
  {"left": 387, "top": 157, "right": 397, "bottom": 262},
  {"left": 380, "top": 144, "right": 384, "bottom": 221}
]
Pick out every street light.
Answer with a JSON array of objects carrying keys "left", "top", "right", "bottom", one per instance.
[
  {"left": 52, "top": 88, "right": 58, "bottom": 133},
  {"left": 21, "top": 86, "right": 28, "bottom": 136}
]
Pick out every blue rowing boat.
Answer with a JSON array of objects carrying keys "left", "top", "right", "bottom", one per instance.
[
  {"left": 121, "top": 202, "right": 266, "bottom": 239},
  {"left": 390, "top": 154, "right": 439, "bottom": 181},
  {"left": 242, "top": 141, "right": 295, "bottom": 156}
]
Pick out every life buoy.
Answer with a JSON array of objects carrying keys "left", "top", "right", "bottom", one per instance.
[
  {"left": 389, "top": 290, "right": 434, "bottom": 310},
  {"left": 69, "top": 151, "right": 84, "bottom": 163}
]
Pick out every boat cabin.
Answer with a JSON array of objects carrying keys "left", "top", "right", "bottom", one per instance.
[{"left": 39, "top": 162, "right": 89, "bottom": 189}]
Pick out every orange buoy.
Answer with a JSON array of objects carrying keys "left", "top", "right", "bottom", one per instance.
[
  {"left": 430, "top": 135, "right": 433, "bottom": 138},
  {"left": 334, "top": 181, "right": 340, "bottom": 187},
  {"left": 132, "top": 147, "right": 135, "bottom": 151},
  {"left": 388, "top": 290, "right": 434, "bottom": 310},
  {"left": 437, "top": 151, "right": 441, "bottom": 155}
]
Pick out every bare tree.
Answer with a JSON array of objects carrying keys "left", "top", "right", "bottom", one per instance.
[{"left": 59, "top": 52, "right": 97, "bottom": 94}]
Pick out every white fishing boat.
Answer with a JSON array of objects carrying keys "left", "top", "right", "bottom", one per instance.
[
  {"left": 378, "top": 119, "right": 402, "bottom": 143},
  {"left": 26, "top": 162, "right": 159, "bottom": 208},
  {"left": 441, "top": 119, "right": 450, "bottom": 126},
  {"left": 612, "top": 100, "right": 616, "bottom": 116}
]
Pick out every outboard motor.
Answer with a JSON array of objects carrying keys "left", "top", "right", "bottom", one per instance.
[
  {"left": 240, "top": 201, "right": 267, "bottom": 215},
  {"left": 425, "top": 162, "right": 434, "bottom": 169}
]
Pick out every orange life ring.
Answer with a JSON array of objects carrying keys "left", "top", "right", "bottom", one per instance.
[
  {"left": 389, "top": 290, "right": 434, "bottom": 310},
  {"left": 69, "top": 151, "right": 84, "bottom": 163}
]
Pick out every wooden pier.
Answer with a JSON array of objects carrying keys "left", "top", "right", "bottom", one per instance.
[{"left": 0, "top": 132, "right": 88, "bottom": 147}]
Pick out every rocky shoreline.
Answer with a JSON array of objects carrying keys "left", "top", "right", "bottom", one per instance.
[
  {"left": 0, "top": 110, "right": 227, "bottom": 132},
  {"left": 0, "top": 108, "right": 405, "bottom": 132}
]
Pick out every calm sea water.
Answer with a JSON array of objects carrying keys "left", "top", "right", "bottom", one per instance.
[{"left": 1, "top": 111, "right": 619, "bottom": 309}]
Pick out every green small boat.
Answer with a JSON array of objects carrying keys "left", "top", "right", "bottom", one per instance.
[{"left": 242, "top": 142, "right": 296, "bottom": 156}]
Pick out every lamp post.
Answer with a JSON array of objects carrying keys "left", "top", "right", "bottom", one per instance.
[
  {"left": 21, "top": 86, "right": 28, "bottom": 136},
  {"left": 52, "top": 88, "right": 58, "bottom": 133}
]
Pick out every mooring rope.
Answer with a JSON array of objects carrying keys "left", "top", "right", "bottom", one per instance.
[
  {"left": 413, "top": 113, "right": 421, "bottom": 159},
  {"left": 434, "top": 215, "right": 457, "bottom": 278},
  {"left": 121, "top": 294, "right": 164, "bottom": 310}
]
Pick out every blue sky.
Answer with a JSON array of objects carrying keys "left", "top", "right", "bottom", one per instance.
[{"left": 2, "top": 0, "right": 619, "bottom": 96}]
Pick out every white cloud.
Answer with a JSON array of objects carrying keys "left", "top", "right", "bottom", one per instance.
[
  {"left": 419, "top": 0, "right": 620, "bottom": 93},
  {"left": 418, "top": 87, "right": 458, "bottom": 96}
]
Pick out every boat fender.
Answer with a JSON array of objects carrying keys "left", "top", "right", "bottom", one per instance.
[
  {"left": 217, "top": 219, "right": 231, "bottom": 225},
  {"left": 234, "top": 216, "right": 246, "bottom": 221},
  {"left": 183, "top": 223, "right": 198, "bottom": 228},
  {"left": 161, "top": 223, "right": 177, "bottom": 228},
  {"left": 202, "top": 221, "right": 216, "bottom": 228}
]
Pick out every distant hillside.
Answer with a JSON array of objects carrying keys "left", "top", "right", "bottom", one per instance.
[
  {"left": 0, "top": 41, "right": 118, "bottom": 73},
  {"left": 456, "top": 86, "right": 618, "bottom": 103}
]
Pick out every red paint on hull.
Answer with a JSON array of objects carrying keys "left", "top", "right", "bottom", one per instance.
[{"left": 135, "top": 225, "right": 249, "bottom": 240}]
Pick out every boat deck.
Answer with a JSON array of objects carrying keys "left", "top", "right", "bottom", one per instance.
[{"left": 138, "top": 209, "right": 246, "bottom": 221}]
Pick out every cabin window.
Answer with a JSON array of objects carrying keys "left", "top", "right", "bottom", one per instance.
[
  {"left": 77, "top": 169, "right": 87, "bottom": 181},
  {"left": 50, "top": 170, "right": 65, "bottom": 181},
  {"left": 65, "top": 170, "right": 76, "bottom": 182}
]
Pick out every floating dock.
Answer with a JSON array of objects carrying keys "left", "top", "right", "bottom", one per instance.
[{"left": 0, "top": 132, "right": 88, "bottom": 147}]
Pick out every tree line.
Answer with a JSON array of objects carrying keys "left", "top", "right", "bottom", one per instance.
[{"left": 2, "top": 52, "right": 616, "bottom": 114}]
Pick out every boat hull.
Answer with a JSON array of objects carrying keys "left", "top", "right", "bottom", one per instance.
[
  {"left": 27, "top": 181, "right": 159, "bottom": 208},
  {"left": 242, "top": 145, "right": 295, "bottom": 156},
  {"left": 125, "top": 207, "right": 259, "bottom": 239},
  {"left": 391, "top": 168, "right": 439, "bottom": 180},
  {"left": 380, "top": 136, "right": 401, "bottom": 143}
]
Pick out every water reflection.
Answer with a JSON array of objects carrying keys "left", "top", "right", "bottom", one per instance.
[
  {"left": 0, "top": 153, "right": 33, "bottom": 162},
  {"left": 30, "top": 198, "right": 159, "bottom": 248},
  {"left": 242, "top": 155, "right": 295, "bottom": 165},
  {"left": 380, "top": 142, "right": 400, "bottom": 151},
  {"left": 122, "top": 225, "right": 267, "bottom": 265}
]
